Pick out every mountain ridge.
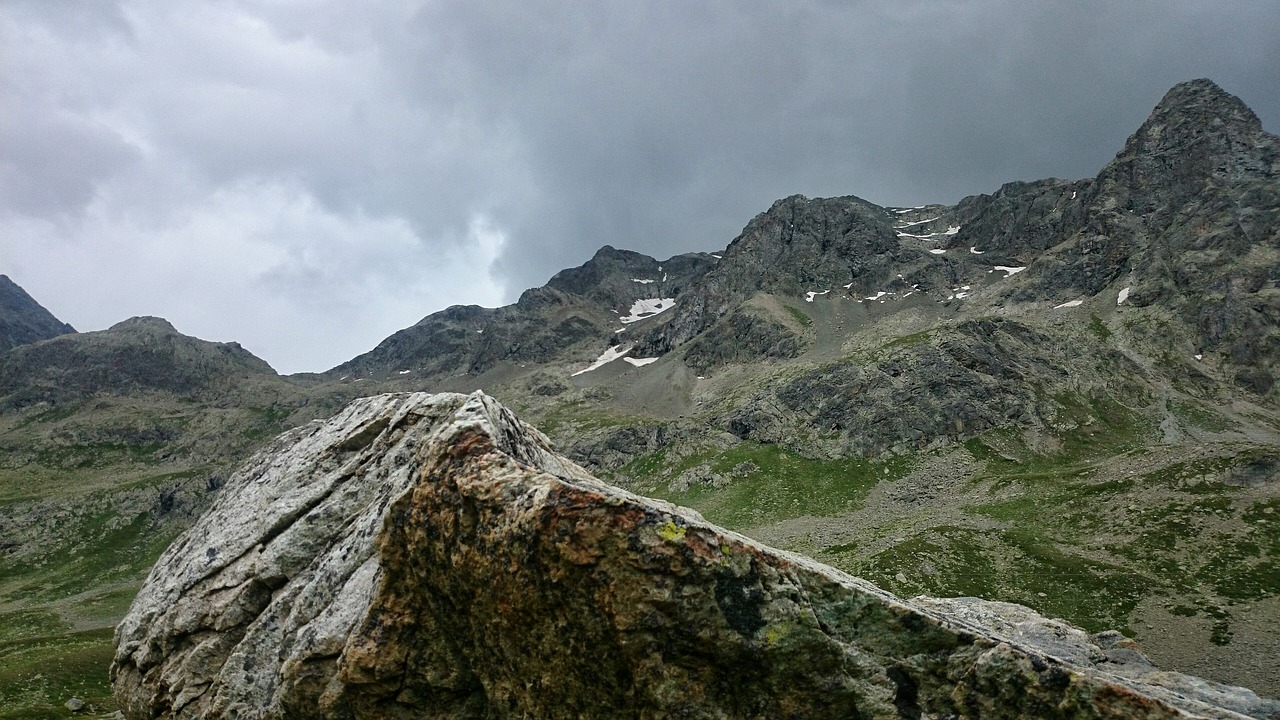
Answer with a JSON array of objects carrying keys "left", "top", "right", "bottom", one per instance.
[{"left": 0, "top": 273, "right": 76, "bottom": 353}]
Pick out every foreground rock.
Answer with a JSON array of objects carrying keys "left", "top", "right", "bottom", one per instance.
[{"left": 112, "top": 392, "right": 1278, "bottom": 719}]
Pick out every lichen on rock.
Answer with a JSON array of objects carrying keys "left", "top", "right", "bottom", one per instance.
[{"left": 112, "top": 391, "right": 1279, "bottom": 719}]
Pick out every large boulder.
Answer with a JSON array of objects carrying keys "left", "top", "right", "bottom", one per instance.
[{"left": 112, "top": 391, "right": 1278, "bottom": 719}]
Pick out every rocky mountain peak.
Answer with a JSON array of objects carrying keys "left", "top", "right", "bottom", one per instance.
[
  {"left": 0, "top": 273, "right": 76, "bottom": 352},
  {"left": 108, "top": 316, "right": 180, "bottom": 334},
  {"left": 112, "top": 391, "right": 1280, "bottom": 719},
  {"left": 545, "top": 244, "right": 664, "bottom": 297},
  {"left": 1111, "top": 78, "right": 1275, "bottom": 174},
  {"left": 1144, "top": 78, "right": 1263, "bottom": 136}
]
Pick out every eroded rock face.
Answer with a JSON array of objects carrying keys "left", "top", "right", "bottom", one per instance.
[{"left": 113, "top": 392, "right": 1278, "bottom": 719}]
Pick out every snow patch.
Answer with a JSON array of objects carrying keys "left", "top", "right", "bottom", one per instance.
[
  {"left": 624, "top": 357, "right": 659, "bottom": 368},
  {"left": 969, "top": 247, "right": 984, "bottom": 255},
  {"left": 929, "top": 248, "right": 947, "bottom": 255},
  {"left": 805, "top": 290, "right": 830, "bottom": 302},
  {"left": 864, "top": 291, "right": 887, "bottom": 301},
  {"left": 1054, "top": 300, "right": 1084, "bottom": 309},
  {"left": 1194, "top": 354, "right": 1203, "bottom": 361},
  {"left": 398, "top": 370, "right": 411, "bottom": 375},
  {"left": 993, "top": 266, "right": 1026, "bottom": 277},
  {"left": 895, "top": 216, "right": 940, "bottom": 228},
  {"left": 631, "top": 278, "right": 655, "bottom": 284},
  {"left": 620, "top": 298, "right": 676, "bottom": 323},
  {"left": 573, "top": 344, "right": 631, "bottom": 376},
  {"left": 1117, "top": 287, "right": 1131, "bottom": 305},
  {"left": 900, "top": 225, "right": 961, "bottom": 240},
  {"left": 711, "top": 254, "right": 722, "bottom": 260}
]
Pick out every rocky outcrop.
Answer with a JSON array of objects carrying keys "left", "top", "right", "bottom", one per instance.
[
  {"left": 682, "top": 305, "right": 808, "bottom": 373},
  {"left": 0, "top": 273, "right": 75, "bottom": 352},
  {"left": 113, "top": 391, "right": 1277, "bottom": 719},
  {"left": 725, "top": 317, "right": 1154, "bottom": 457}
]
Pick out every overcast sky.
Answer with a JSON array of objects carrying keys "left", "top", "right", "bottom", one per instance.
[{"left": 3, "top": 1, "right": 1278, "bottom": 373}]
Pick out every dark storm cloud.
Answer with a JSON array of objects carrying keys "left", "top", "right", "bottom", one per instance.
[
  {"left": 2, "top": 0, "right": 1278, "bottom": 372},
  {"left": 425, "top": 0, "right": 1280, "bottom": 292}
]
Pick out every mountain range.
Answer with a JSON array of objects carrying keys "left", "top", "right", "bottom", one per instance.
[{"left": 1, "top": 78, "right": 1278, "bottom": 715}]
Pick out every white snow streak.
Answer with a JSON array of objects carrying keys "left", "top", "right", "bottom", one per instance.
[
  {"left": 993, "top": 266, "right": 1026, "bottom": 277},
  {"left": 1054, "top": 300, "right": 1084, "bottom": 309},
  {"left": 895, "top": 216, "right": 940, "bottom": 228},
  {"left": 969, "top": 247, "right": 984, "bottom": 255},
  {"left": 573, "top": 344, "right": 632, "bottom": 376},
  {"left": 631, "top": 278, "right": 655, "bottom": 284},
  {"left": 1117, "top": 287, "right": 1131, "bottom": 305},
  {"left": 864, "top": 291, "right": 887, "bottom": 301},
  {"left": 899, "top": 224, "right": 961, "bottom": 240},
  {"left": 929, "top": 248, "right": 947, "bottom": 255},
  {"left": 620, "top": 298, "right": 676, "bottom": 323},
  {"left": 805, "top": 290, "right": 830, "bottom": 302},
  {"left": 624, "top": 357, "right": 659, "bottom": 368}
]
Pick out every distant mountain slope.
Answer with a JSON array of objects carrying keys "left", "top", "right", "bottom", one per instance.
[
  {"left": 0, "top": 316, "right": 280, "bottom": 408},
  {"left": 325, "top": 245, "right": 717, "bottom": 382},
  {"left": 0, "top": 273, "right": 75, "bottom": 352}
]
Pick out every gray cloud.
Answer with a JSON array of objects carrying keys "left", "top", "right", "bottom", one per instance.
[{"left": 2, "top": 0, "right": 1278, "bottom": 372}]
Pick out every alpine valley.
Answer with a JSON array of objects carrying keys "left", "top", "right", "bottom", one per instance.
[{"left": 2, "top": 79, "right": 1279, "bottom": 717}]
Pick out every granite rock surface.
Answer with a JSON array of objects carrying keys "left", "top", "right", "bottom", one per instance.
[{"left": 113, "top": 392, "right": 1279, "bottom": 719}]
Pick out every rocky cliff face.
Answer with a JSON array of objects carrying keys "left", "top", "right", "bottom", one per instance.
[
  {"left": 0, "top": 273, "right": 75, "bottom": 352},
  {"left": 112, "top": 392, "right": 1278, "bottom": 719}
]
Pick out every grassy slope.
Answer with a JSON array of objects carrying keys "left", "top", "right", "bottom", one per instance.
[
  {"left": 0, "top": 397, "right": 296, "bottom": 717},
  {"left": 606, "top": 389, "right": 1280, "bottom": 696}
]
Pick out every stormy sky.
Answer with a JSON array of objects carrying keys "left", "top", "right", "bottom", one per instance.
[{"left": 3, "top": 1, "right": 1278, "bottom": 373}]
